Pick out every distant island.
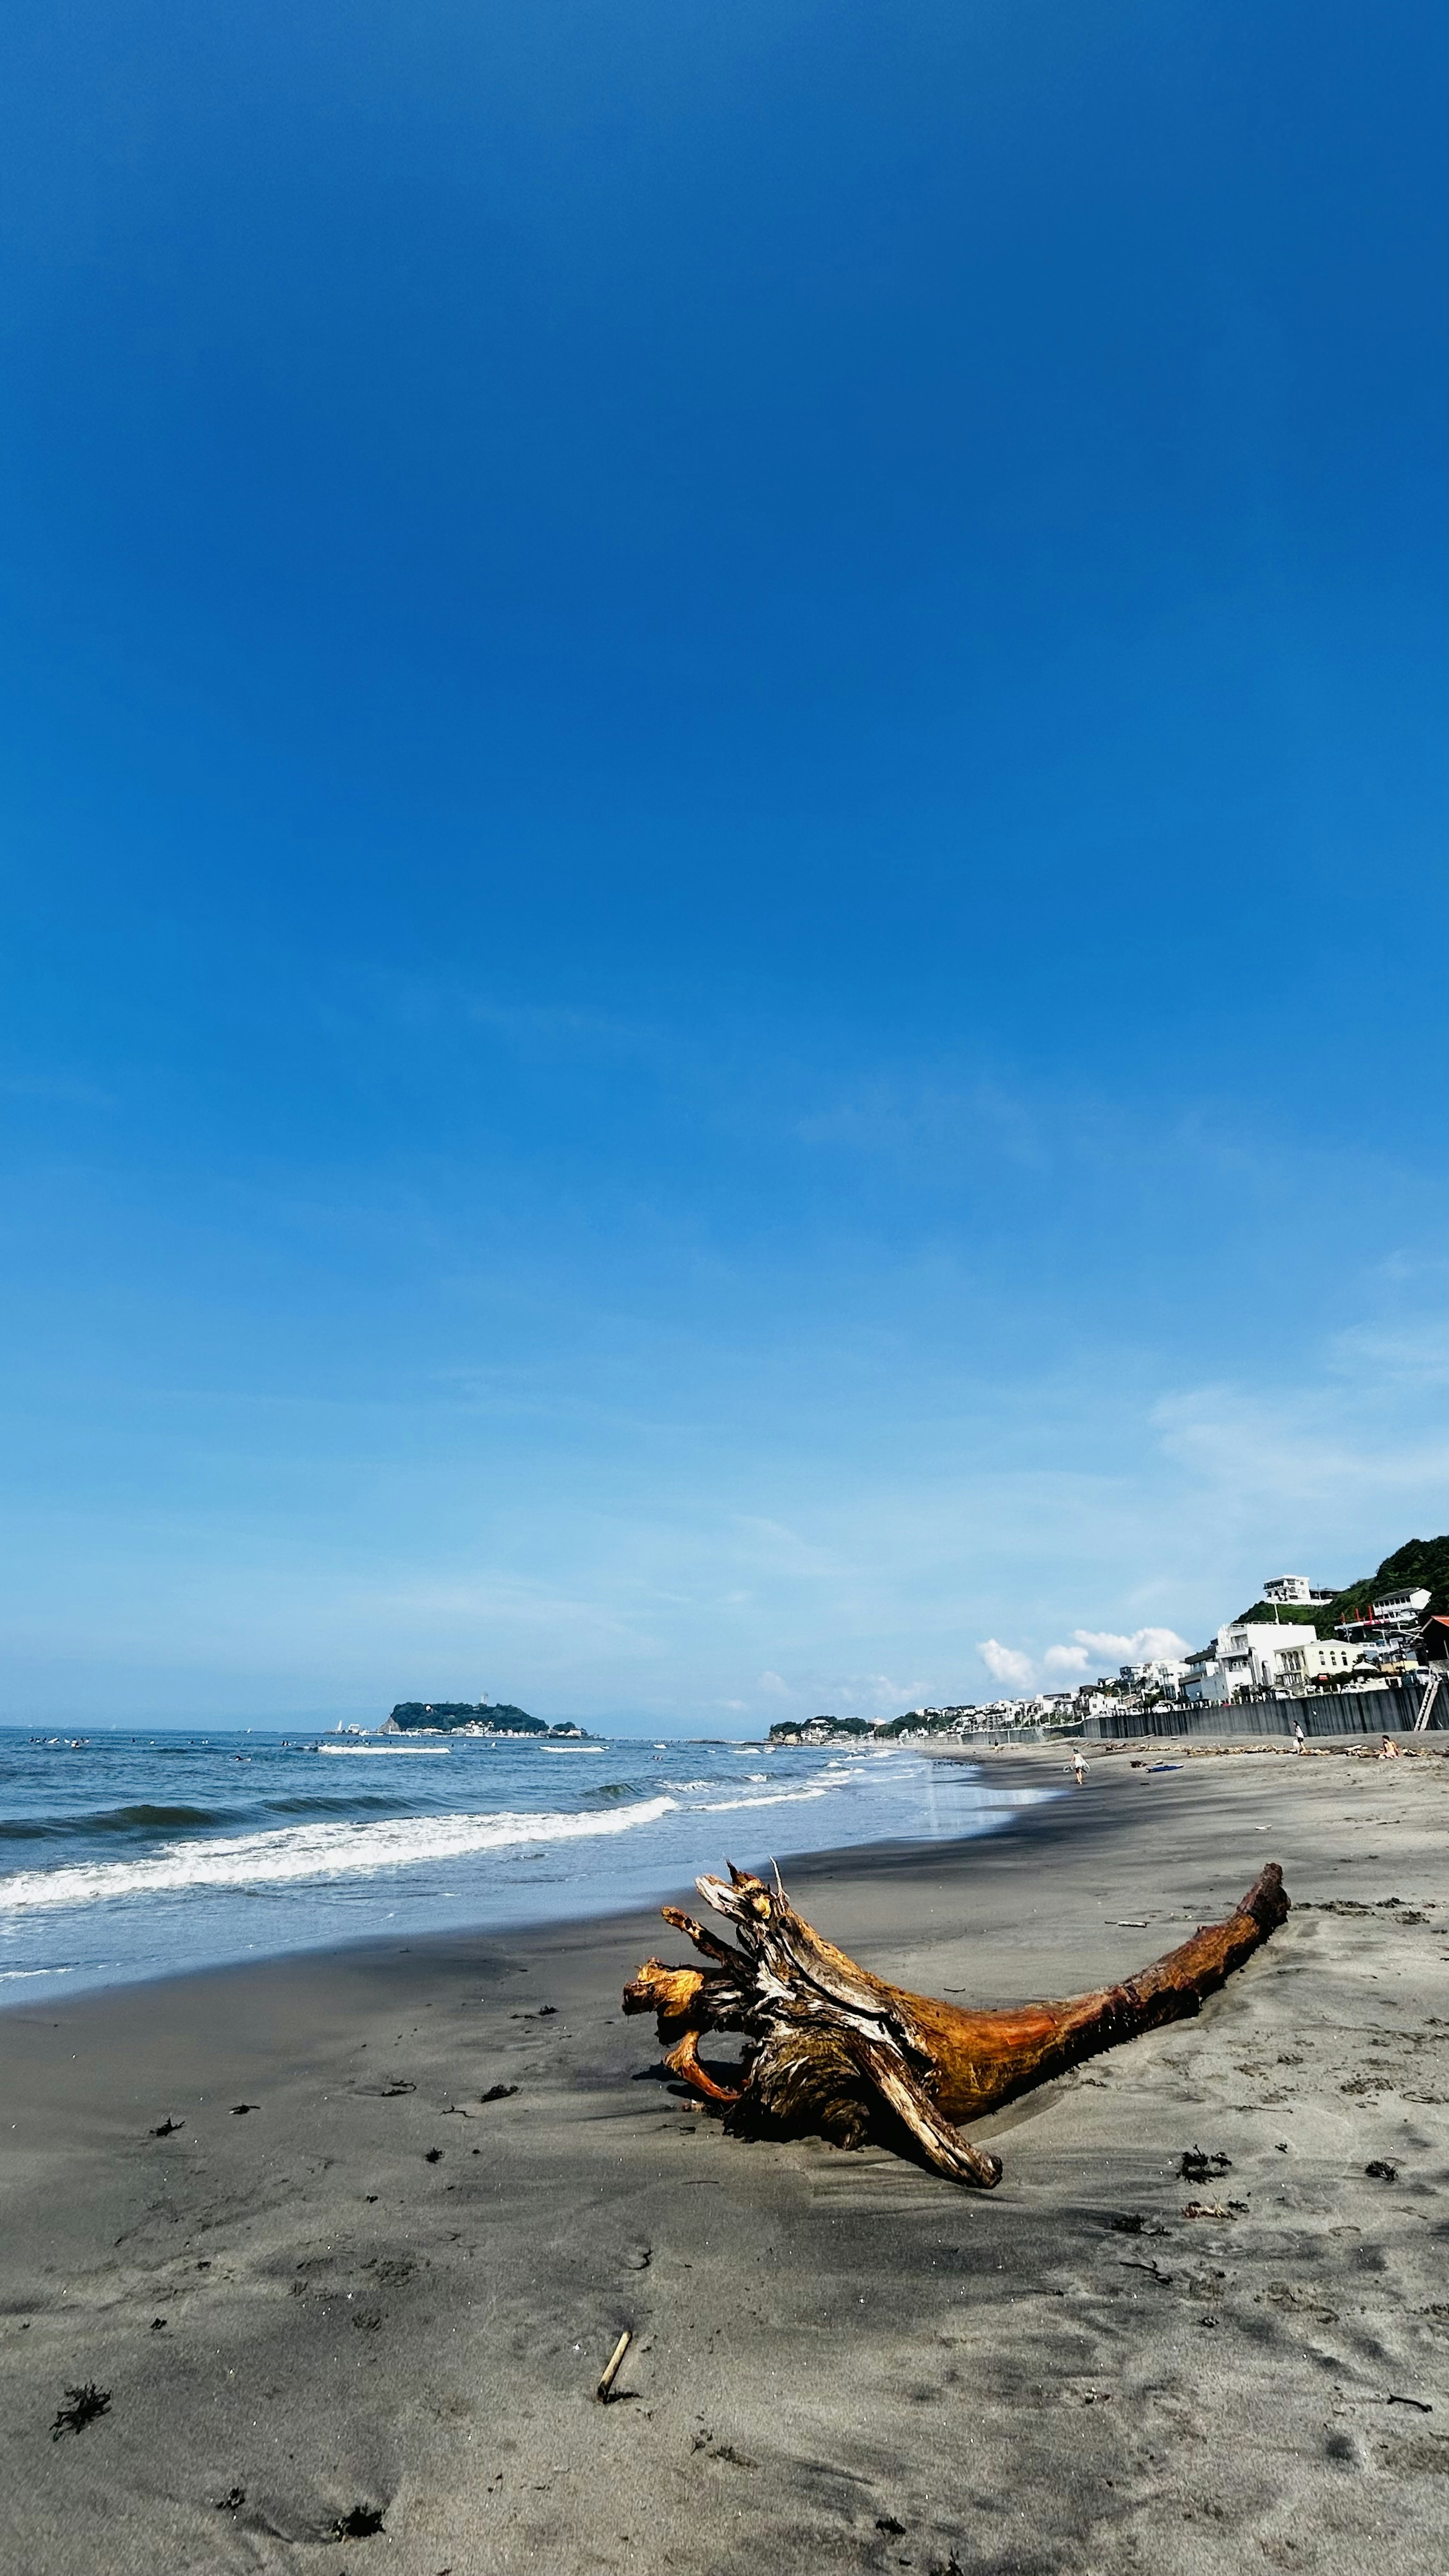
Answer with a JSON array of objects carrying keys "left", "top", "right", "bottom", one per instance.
[{"left": 382, "top": 1701, "right": 589, "bottom": 1739}]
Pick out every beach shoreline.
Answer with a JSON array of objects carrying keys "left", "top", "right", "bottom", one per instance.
[
  {"left": 0, "top": 1727, "right": 1037, "bottom": 2006},
  {"left": 3, "top": 1747, "right": 1448, "bottom": 2573}
]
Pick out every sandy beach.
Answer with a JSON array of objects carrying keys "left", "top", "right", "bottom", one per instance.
[{"left": 3, "top": 1745, "right": 1448, "bottom": 2575}]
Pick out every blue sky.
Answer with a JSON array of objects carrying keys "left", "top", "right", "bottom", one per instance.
[{"left": 1, "top": 0, "right": 1445, "bottom": 1728}]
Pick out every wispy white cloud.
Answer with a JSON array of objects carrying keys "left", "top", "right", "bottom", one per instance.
[
  {"left": 16, "top": 1180, "right": 1449, "bottom": 1727},
  {"left": 337, "top": 965, "right": 642, "bottom": 1055},
  {"left": 1152, "top": 1382, "right": 1449, "bottom": 1510},
  {"left": 0, "top": 1071, "right": 114, "bottom": 1108},
  {"left": 794, "top": 1078, "right": 1046, "bottom": 1172},
  {"left": 1326, "top": 1312, "right": 1449, "bottom": 1390}
]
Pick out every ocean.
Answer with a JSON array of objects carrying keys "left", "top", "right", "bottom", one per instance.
[{"left": 0, "top": 1725, "right": 1047, "bottom": 2003}]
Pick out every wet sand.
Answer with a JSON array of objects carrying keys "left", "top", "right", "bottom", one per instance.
[{"left": 3, "top": 1746, "right": 1449, "bottom": 2574}]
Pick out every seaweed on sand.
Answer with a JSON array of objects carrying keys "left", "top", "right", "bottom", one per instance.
[{"left": 51, "top": 2383, "right": 111, "bottom": 2439}]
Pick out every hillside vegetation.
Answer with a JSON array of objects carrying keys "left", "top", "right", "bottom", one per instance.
[
  {"left": 387, "top": 1700, "right": 544, "bottom": 1732},
  {"left": 1236, "top": 1533, "right": 1449, "bottom": 1631}
]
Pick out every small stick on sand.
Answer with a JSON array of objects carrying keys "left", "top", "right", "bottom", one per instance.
[{"left": 597, "top": 2329, "right": 631, "bottom": 2402}]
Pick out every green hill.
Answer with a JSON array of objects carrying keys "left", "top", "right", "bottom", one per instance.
[
  {"left": 1231, "top": 1601, "right": 1321, "bottom": 1626},
  {"left": 1237, "top": 1535, "right": 1449, "bottom": 1632},
  {"left": 1326, "top": 1533, "right": 1449, "bottom": 1624}
]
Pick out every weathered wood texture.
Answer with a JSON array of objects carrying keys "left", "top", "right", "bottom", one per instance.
[{"left": 623, "top": 1859, "right": 1289, "bottom": 2186}]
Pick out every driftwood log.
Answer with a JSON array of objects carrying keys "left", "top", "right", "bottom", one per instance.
[{"left": 624, "top": 1859, "right": 1289, "bottom": 2186}]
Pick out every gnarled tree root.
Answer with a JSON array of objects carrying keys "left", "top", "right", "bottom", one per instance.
[{"left": 624, "top": 1859, "right": 1289, "bottom": 2187}]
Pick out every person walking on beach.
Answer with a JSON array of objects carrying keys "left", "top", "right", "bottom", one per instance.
[
  {"left": 1294, "top": 1721, "right": 1306, "bottom": 1754},
  {"left": 1072, "top": 1748, "right": 1088, "bottom": 1786}
]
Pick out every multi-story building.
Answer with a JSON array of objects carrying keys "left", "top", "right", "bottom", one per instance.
[
  {"left": 1184, "top": 1620, "right": 1364, "bottom": 1703},
  {"left": 1262, "top": 1576, "right": 1337, "bottom": 1607},
  {"left": 1371, "top": 1585, "right": 1429, "bottom": 1626},
  {"left": 1118, "top": 1657, "right": 1188, "bottom": 1696},
  {"left": 1269, "top": 1636, "right": 1363, "bottom": 1688}
]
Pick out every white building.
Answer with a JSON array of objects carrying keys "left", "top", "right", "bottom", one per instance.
[
  {"left": 1184, "top": 1621, "right": 1363, "bottom": 1703},
  {"left": 1270, "top": 1637, "right": 1362, "bottom": 1687},
  {"left": 1118, "top": 1658, "right": 1188, "bottom": 1696},
  {"left": 1262, "top": 1576, "right": 1336, "bottom": 1606},
  {"left": 1372, "top": 1586, "right": 1430, "bottom": 1626}
]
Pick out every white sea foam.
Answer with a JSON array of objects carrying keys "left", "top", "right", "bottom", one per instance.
[
  {"left": 0, "top": 1796, "right": 678, "bottom": 1912},
  {"left": 693, "top": 1784, "right": 837, "bottom": 1813}
]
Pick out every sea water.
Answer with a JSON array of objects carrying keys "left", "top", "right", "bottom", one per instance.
[{"left": 0, "top": 1727, "right": 1043, "bottom": 2001}]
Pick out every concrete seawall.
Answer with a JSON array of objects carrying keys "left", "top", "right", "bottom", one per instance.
[{"left": 1076, "top": 1680, "right": 1440, "bottom": 1742}]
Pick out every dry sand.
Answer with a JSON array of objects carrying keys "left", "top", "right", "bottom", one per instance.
[{"left": 3, "top": 1745, "right": 1449, "bottom": 2575}]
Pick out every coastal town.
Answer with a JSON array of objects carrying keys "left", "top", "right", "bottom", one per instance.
[{"left": 771, "top": 1536, "right": 1449, "bottom": 1746}]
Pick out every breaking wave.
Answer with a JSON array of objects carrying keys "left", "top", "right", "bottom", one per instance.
[
  {"left": 0, "top": 1795, "right": 679, "bottom": 1911},
  {"left": 693, "top": 1783, "right": 839, "bottom": 1813}
]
